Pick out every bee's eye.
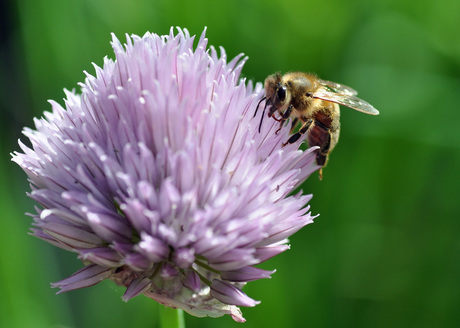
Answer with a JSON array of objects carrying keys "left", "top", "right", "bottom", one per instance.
[{"left": 277, "top": 86, "right": 286, "bottom": 101}]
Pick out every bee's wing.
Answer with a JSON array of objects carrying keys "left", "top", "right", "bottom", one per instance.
[
  {"left": 319, "top": 79, "right": 358, "bottom": 96},
  {"left": 313, "top": 88, "right": 379, "bottom": 115}
]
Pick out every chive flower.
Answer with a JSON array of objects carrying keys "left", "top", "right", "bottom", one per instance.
[{"left": 12, "top": 27, "right": 319, "bottom": 322}]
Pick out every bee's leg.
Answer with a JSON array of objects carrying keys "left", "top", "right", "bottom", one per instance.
[
  {"left": 271, "top": 115, "right": 285, "bottom": 135},
  {"left": 282, "top": 119, "right": 312, "bottom": 146},
  {"left": 315, "top": 138, "right": 330, "bottom": 165},
  {"left": 289, "top": 118, "right": 299, "bottom": 133},
  {"left": 320, "top": 132, "right": 332, "bottom": 155},
  {"left": 315, "top": 130, "right": 332, "bottom": 180},
  {"left": 318, "top": 168, "right": 323, "bottom": 180},
  {"left": 271, "top": 105, "right": 292, "bottom": 135},
  {"left": 275, "top": 120, "right": 285, "bottom": 135},
  {"left": 281, "top": 105, "right": 293, "bottom": 120}
]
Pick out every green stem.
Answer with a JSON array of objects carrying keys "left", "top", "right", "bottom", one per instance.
[{"left": 159, "top": 306, "right": 185, "bottom": 328}]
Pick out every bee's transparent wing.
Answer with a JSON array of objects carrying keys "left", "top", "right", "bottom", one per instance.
[
  {"left": 319, "top": 79, "right": 358, "bottom": 96},
  {"left": 313, "top": 88, "right": 379, "bottom": 115}
]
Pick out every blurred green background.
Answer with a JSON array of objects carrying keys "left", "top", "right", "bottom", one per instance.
[{"left": 1, "top": 0, "right": 459, "bottom": 327}]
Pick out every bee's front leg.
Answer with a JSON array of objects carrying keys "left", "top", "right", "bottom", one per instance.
[
  {"left": 275, "top": 120, "right": 285, "bottom": 135},
  {"left": 273, "top": 105, "right": 293, "bottom": 135},
  {"left": 281, "top": 105, "right": 293, "bottom": 120}
]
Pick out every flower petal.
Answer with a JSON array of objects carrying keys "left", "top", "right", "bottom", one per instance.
[
  {"left": 135, "top": 232, "right": 169, "bottom": 262},
  {"left": 210, "top": 280, "right": 260, "bottom": 307},
  {"left": 78, "top": 247, "right": 122, "bottom": 267},
  {"left": 39, "top": 222, "right": 103, "bottom": 249},
  {"left": 51, "top": 264, "right": 112, "bottom": 293},
  {"left": 181, "top": 269, "right": 201, "bottom": 292},
  {"left": 122, "top": 277, "right": 152, "bottom": 302},
  {"left": 221, "top": 266, "right": 275, "bottom": 282}
]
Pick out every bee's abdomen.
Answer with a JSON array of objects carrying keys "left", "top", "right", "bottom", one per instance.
[
  {"left": 308, "top": 124, "right": 330, "bottom": 151},
  {"left": 307, "top": 116, "right": 333, "bottom": 167}
]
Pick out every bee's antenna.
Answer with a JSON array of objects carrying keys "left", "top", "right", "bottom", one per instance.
[
  {"left": 254, "top": 96, "right": 268, "bottom": 133},
  {"left": 258, "top": 99, "right": 271, "bottom": 133},
  {"left": 254, "top": 96, "right": 266, "bottom": 118}
]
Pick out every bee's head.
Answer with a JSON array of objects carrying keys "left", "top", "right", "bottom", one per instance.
[{"left": 264, "top": 73, "right": 290, "bottom": 117}]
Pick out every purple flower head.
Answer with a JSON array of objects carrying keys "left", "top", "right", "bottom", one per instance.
[{"left": 12, "top": 27, "right": 319, "bottom": 322}]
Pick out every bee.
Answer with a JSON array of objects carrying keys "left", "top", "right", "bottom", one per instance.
[{"left": 254, "top": 72, "right": 379, "bottom": 179}]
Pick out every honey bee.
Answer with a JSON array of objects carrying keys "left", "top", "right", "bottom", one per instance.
[{"left": 254, "top": 72, "right": 379, "bottom": 179}]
